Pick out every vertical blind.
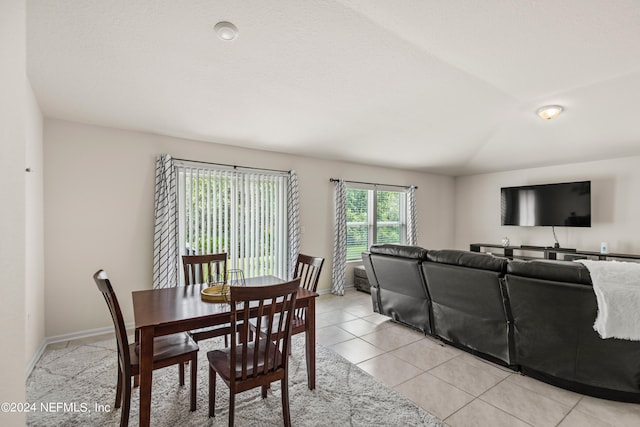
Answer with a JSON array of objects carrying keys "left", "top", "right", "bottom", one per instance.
[{"left": 176, "top": 162, "right": 289, "bottom": 282}]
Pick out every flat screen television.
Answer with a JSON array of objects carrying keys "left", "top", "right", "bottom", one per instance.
[{"left": 501, "top": 181, "right": 591, "bottom": 227}]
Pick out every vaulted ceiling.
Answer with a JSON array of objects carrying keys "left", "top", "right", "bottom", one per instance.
[{"left": 27, "top": 0, "right": 640, "bottom": 175}]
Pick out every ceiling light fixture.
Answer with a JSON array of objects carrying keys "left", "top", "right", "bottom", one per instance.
[
  {"left": 536, "top": 105, "right": 564, "bottom": 120},
  {"left": 214, "top": 21, "right": 238, "bottom": 41}
]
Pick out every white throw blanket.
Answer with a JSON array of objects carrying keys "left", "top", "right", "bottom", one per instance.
[{"left": 577, "top": 260, "right": 640, "bottom": 340}]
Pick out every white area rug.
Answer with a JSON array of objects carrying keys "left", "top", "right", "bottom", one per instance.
[{"left": 27, "top": 335, "right": 444, "bottom": 426}]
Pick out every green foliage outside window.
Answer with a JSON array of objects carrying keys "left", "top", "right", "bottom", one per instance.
[
  {"left": 346, "top": 188, "right": 405, "bottom": 260},
  {"left": 346, "top": 188, "right": 368, "bottom": 260}
]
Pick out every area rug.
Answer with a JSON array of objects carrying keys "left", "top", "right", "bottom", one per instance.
[{"left": 26, "top": 335, "right": 444, "bottom": 426}]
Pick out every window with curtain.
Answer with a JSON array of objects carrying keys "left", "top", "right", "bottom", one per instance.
[
  {"left": 345, "top": 185, "right": 407, "bottom": 260},
  {"left": 175, "top": 161, "right": 290, "bottom": 283}
]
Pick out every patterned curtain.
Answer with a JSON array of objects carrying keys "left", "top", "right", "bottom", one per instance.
[
  {"left": 153, "top": 154, "right": 179, "bottom": 289},
  {"left": 287, "top": 170, "right": 300, "bottom": 279},
  {"left": 331, "top": 179, "right": 347, "bottom": 295},
  {"left": 407, "top": 186, "right": 418, "bottom": 246}
]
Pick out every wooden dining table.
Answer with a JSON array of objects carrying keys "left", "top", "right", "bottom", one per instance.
[{"left": 132, "top": 275, "right": 319, "bottom": 427}]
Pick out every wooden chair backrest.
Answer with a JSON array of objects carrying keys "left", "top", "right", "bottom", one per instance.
[
  {"left": 292, "top": 254, "right": 323, "bottom": 319},
  {"left": 93, "top": 270, "right": 130, "bottom": 372},
  {"left": 293, "top": 254, "right": 324, "bottom": 291},
  {"left": 229, "top": 279, "right": 300, "bottom": 385},
  {"left": 182, "top": 253, "right": 228, "bottom": 285}
]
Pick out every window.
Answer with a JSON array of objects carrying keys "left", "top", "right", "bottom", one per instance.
[
  {"left": 346, "top": 186, "right": 407, "bottom": 260},
  {"left": 176, "top": 162, "right": 290, "bottom": 282}
]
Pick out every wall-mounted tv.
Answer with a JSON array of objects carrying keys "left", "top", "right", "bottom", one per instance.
[{"left": 501, "top": 181, "right": 591, "bottom": 227}]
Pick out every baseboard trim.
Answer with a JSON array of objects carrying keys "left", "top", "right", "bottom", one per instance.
[
  {"left": 26, "top": 323, "right": 134, "bottom": 378},
  {"left": 26, "top": 340, "right": 48, "bottom": 379},
  {"left": 45, "top": 323, "right": 134, "bottom": 345},
  {"left": 317, "top": 284, "right": 355, "bottom": 295}
]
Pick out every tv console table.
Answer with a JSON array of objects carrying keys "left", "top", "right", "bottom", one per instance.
[{"left": 469, "top": 243, "right": 640, "bottom": 262}]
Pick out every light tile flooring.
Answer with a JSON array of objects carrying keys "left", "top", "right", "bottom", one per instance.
[{"left": 316, "top": 289, "right": 640, "bottom": 427}]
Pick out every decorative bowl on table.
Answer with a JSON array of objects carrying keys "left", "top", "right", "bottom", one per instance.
[{"left": 201, "top": 283, "right": 230, "bottom": 303}]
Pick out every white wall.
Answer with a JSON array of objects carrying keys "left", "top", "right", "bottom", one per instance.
[
  {"left": 0, "top": 1, "right": 44, "bottom": 425},
  {"left": 25, "top": 85, "right": 45, "bottom": 366},
  {"left": 44, "top": 119, "right": 455, "bottom": 337},
  {"left": 455, "top": 156, "right": 640, "bottom": 254}
]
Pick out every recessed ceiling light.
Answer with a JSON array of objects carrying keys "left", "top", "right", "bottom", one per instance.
[
  {"left": 214, "top": 21, "right": 238, "bottom": 41},
  {"left": 536, "top": 105, "right": 563, "bottom": 120}
]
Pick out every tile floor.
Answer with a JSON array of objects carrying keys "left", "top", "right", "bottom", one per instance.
[{"left": 316, "top": 288, "right": 640, "bottom": 427}]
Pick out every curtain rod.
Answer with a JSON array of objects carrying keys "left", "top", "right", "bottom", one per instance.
[
  {"left": 173, "top": 157, "right": 290, "bottom": 174},
  {"left": 329, "top": 178, "right": 417, "bottom": 189}
]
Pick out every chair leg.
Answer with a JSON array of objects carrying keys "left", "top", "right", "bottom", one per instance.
[
  {"left": 179, "top": 362, "right": 185, "bottom": 386},
  {"left": 133, "top": 374, "right": 139, "bottom": 388},
  {"left": 281, "top": 377, "right": 291, "bottom": 427},
  {"left": 121, "top": 376, "right": 132, "bottom": 427},
  {"left": 190, "top": 356, "right": 197, "bottom": 412},
  {"left": 229, "top": 390, "right": 235, "bottom": 427},
  {"left": 261, "top": 385, "right": 268, "bottom": 398},
  {"left": 208, "top": 366, "right": 216, "bottom": 417}
]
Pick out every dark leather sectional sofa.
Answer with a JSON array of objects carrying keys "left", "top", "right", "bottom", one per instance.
[{"left": 362, "top": 244, "right": 640, "bottom": 402}]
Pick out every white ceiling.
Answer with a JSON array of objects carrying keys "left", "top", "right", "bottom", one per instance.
[{"left": 26, "top": 0, "right": 640, "bottom": 176}]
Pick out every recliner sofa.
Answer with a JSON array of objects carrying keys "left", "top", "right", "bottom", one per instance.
[
  {"left": 506, "top": 259, "right": 640, "bottom": 401},
  {"left": 423, "top": 249, "right": 512, "bottom": 366},
  {"left": 362, "top": 244, "right": 640, "bottom": 402},
  {"left": 361, "top": 245, "right": 431, "bottom": 335}
]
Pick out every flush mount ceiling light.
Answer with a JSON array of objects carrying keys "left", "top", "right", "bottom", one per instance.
[
  {"left": 214, "top": 21, "right": 238, "bottom": 41},
  {"left": 536, "top": 105, "right": 564, "bottom": 120}
]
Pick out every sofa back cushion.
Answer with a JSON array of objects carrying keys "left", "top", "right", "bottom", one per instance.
[
  {"left": 422, "top": 256, "right": 511, "bottom": 364},
  {"left": 427, "top": 249, "right": 507, "bottom": 273},
  {"left": 370, "top": 244, "right": 428, "bottom": 260},
  {"left": 506, "top": 259, "right": 592, "bottom": 285},
  {"left": 366, "top": 244, "right": 431, "bottom": 334}
]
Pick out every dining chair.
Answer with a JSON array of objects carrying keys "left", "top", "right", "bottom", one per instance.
[
  {"left": 182, "top": 253, "right": 232, "bottom": 344},
  {"left": 93, "top": 270, "right": 199, "bottom": 427},
  {"left": 290, "top": 254, "right": 324, "bottom": 337},
  {"left": 207, "top": 279, "right": 300, "bottom": 427},
  {"left": 182, "top": 253, "right": 228, "bottom": 286},
  {"left": 250, "top": 254, "right": 324, "bottom": 350}
]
